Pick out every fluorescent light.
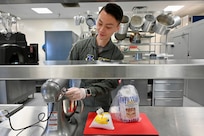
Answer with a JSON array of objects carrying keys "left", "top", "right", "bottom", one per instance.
[
  {"left": 31, "top": 8, "right": 53, "bottom": 14},
  {"left": 96, "top": 6, "right": 103, "bottom": 14},
  {"left": 164, "top": 5, "right": 184, "bottom": 12},
  {"left": 98, "top": 6, "right": 103, "bottom": 11}
]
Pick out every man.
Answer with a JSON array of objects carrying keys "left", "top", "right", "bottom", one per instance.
[{"left": 66, "top": 3, "right": 124, "bottom": 109}]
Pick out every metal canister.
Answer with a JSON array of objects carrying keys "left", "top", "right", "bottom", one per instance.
[
  {"left": 142, "top": 14, "right": 155, "bottom": 32},
  {"left": 115, "top": 15, "right": 129, "bottom": 41},
  {"left": 153, "top": 13, "right": 174, "bottom": 35},
  {"left": 129, "top": 15, "right": 144, "bottom": 32},
  {"left": 168, "top": 15, "right": 181, "bottom": 28}
]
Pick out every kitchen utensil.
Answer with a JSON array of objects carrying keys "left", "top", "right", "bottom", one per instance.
[
  {"left": 118, "top": 15, "right": 130, "bottom": 34},
  {"left": 63, "top": 99, "right": 84, "bottom": 118},
  {"left": 129, "top": 15, "right": 144, "bottom": 32},
  {"left": 74, "top": 15, "right": 85, "bottom": 26},
  {"left": 41, "top": 79, "right": 68, "bottom": 103},
  {"left": 57, "top": 87, "right": 67, "bottom": 101},
  {"left": 169, "top": 15, "right": 181, "bottom": 28},
  {"left": 115, "top": 15, "right": 129, "bottom": 41},
  {"left": 129, "top": 32, "right": 141, "bottom": 43},
  {"left": 41, "top": 79, "right": 81, "bottom": 136},
  {"left": 86, "top": 15, "right": 95, "bottom": 27},
  {"left": 153, "top": 13, "right": 174, "bottom": 35},
  {"left": 142, "top": 14, "right": 155, "bottom": 32},
  {"left": 115, "top": 33, "right": 127, "bottom": 41}
]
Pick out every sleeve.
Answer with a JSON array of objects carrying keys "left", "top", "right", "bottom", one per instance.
[
  {"left": 67, "top": 43, "right": 79, "bottom": 60},
  {"left": 114, "top": 46, "right": 124, "bottom": 60},
  {"left": 82, "top": 79, "right": 119, "bottom": 96},
  {"left": 118, "top": 52, "right": 124, "bottom": 60}
]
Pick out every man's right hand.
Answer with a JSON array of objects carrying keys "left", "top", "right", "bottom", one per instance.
[{"left": 65, "top": 87, "right": 86, "bottom": 101}]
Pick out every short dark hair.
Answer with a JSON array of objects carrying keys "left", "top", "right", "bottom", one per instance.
[{"left": 99, "top": 3, "right": 123, "bottom": 23}]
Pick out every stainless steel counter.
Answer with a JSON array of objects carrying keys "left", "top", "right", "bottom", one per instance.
[
  {"left": 0, "top": 106, "right": 204, "bottom": 136},
  {"left": 1, "top": 59, "right": 204, "bottom": 80}
]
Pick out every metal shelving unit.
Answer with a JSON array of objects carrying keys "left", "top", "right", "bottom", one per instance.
[
  {"left": 116, "top": 32, "right": 164, "bottom": 60},
  {"left": 1, "top": 60, "right": 204, "bottom": 80}
]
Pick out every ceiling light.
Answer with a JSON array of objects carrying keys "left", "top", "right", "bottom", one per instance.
[
  {"left": 96, "top": 7, "right": 103, "bottom": 14},
  {"left": 98, "top": 7, "right": 103, "bottom": 11},
  {"left": 31, "top": 8, "right": 53, "bottom": 14},
  {"left": 164, "top": 5, "right": 184, "bottom": 12}
]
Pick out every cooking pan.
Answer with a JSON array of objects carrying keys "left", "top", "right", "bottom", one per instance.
[
  {"left": 153, "top": 13, "right": 174, "bottom": 35},
  {"left": 118, "top": 15, "right": 129, "bottom": 34}
]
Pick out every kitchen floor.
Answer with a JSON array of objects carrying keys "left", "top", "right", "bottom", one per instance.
[{"left": 23, "top": 93, "right": 203, "bottom": 107}]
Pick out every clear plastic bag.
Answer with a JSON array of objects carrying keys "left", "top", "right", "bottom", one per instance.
[
  {"left": 89, "top": 108, "right": 114, "bottom": 130},
  {"left": 109, "top": 85, "right": 141, "bottom": 122}
]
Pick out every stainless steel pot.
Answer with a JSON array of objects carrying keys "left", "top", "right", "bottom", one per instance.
[
  {"left": 153, "top": 13, "right": 174, "bottom": 35},
  {"left": 86, "top": 16, "right": 95, "bottom": 27},
  {"left": 118, "top": 15, "right": 129, "bottom": 34},
  {"left": 129, "top": 15, "right": 144, "bottom": 32},
  {"left": 142, "top": 14, "right": 155, "bottom": 32},
  {"left": 115, "top": 15, "right": 129, "bottom": 41},
  {"left": 169, "top": 15, "right": 181, "bottom": 28}
]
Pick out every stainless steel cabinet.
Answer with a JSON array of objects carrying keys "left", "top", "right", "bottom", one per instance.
[
  {"left": 168, "top": 20, "right": 204, "bottom": 59},
  {"left": 167, "top": 20, "right": 204, "bottom": 106},
  {"left": 0, "top": 80, "right": 36, "bottom": 104},
  {"left": 154, "top": 98, "right": 183, "bottom": 106},
  {"left": 153, "top": 79, "right": 184, "bottom": 106}
]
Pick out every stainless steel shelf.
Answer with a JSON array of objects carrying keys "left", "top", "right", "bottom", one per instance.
[
  {"left": 122, "top": 50, "right": 154, "bottom": 56},
  {"left": 115, "top": 40, "right": 168, "bottom": 46},
  {"left": 1, "top": 59, "right": 204, "bottom": 80}
]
